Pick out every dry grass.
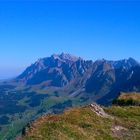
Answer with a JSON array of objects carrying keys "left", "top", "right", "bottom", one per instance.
[
  {"left": 22, "top": 104, "right": 140, "bottom": 140},
  {"left": 113, "top": 92, "right": 140, "bottom": 106},
  {"left": 118, "top": 92, "right": 140, "bottom": 101},
  {"left": 22, "top": 107, "right": 114, "bottom": 140}
]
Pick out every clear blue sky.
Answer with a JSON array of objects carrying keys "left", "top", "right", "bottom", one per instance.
[{"left": 0, "top": 0, "right": 140, "bottom": 79}]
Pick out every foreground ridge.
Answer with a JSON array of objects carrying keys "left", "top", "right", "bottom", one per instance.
[{"left": 21, "top": 93, "right": 140, "bottom": 140}]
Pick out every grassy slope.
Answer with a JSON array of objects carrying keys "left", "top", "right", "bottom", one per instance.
[
  {"left": 113, "top": 92, "right": 140, "bottom": 106},
  {"left": 22, "top": 105, "right": 140, "bottom": 140},
  {"left": 118, "top": 92, "right": 140, "bottom": 101}
]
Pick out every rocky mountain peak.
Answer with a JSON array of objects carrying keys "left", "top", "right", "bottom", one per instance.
[
  {"left": 128, "top": 57, "right": 139, "bottom": 65},
  {"left": 17, "top": 54, "right": 140, "bottom": 95},
  {"left": 51, "top": 53, "right": 79, "bottom": 62}
]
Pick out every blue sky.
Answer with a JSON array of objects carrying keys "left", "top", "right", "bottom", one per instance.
[{"left": 0, "top": 0, "right": 140, "bottom": 79}]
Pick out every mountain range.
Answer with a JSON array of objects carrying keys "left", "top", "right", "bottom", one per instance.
[{"left": 16, "top": 53, "right": 140, "bottom": 105}]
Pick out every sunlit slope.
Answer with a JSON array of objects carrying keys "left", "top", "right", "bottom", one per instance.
[{"left": 22, "top": 104, "right": 140, "bottom": 140}]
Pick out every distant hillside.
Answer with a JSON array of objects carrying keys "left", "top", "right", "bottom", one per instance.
[
  {"left": 113, "top": 92, "right": 140, "bottom": 106},
  {"left": 21, "top": 101, "right": 140, "bottom": 140}
]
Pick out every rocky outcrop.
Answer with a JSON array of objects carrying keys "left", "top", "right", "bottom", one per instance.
[
  {"left": 111, "top": 125, "right": 127, "bottom": 139},
  {"left": 90, "top": 103, "right": 111, "bottom": 118}
]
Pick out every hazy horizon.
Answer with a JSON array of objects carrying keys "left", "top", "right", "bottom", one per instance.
[{"left": 0, "top": 0, "right": 140, "bottom": 79}]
